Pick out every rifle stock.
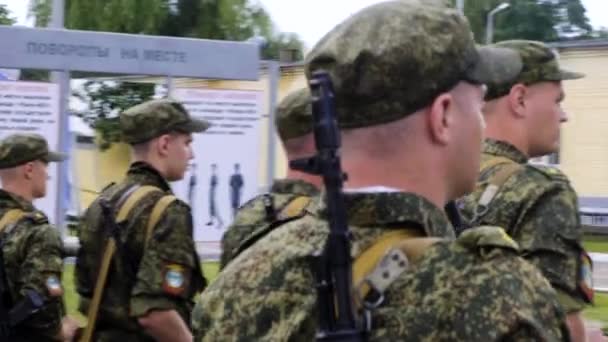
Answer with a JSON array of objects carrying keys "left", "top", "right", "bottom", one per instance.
[{"left": 290, "top": 71, "right": 366, "bottom": 341}]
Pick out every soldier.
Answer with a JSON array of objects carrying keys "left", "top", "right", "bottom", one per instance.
[
  {"left": 75, "top": 99, "right": 207, "bottom": 342},
  {"left": 0, "top": 133, "right": 79, "bottom": 341},
  {"left": 457, "top": 40, "right": 595, "bottom": 341},
  {"left": 192, "top": 2, "right": 569, "bottom": 340},
  {"left": 219, "top": 87, "right": 321, "bottom": 269}
]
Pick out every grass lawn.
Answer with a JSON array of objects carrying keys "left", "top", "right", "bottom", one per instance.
[
  {"left": 584, "top": 292, "right": 608, "bottom": 326},
  {"left": 583, "top": 234, "right": 608, "bottom": 253}
]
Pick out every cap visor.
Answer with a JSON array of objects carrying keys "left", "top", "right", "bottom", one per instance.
[
  {"left": 45, "top": 151, "right": 68, "bottom": 162},
  {"left": 557, "top": 69, "right": 585, "bottom": 80},
  {"left": 467, "top": 46, "right": 524, "bottom": 85},
  {"left": 177, "top": 118, "right": 211, "bottom": 133}
]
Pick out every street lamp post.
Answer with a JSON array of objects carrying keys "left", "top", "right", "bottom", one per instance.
[{"left": 486, "top": 2, "right": 510, "bottom": 44}]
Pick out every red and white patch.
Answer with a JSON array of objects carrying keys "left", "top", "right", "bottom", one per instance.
[
  {"left": 162, "top": 264, "right": 187, "bottom": 296},
  {"left": 45, "top": 275, "right": 63, "bottom": 297},
  {"left": 579, "top": 251, "right": 594, "bottom": 303}
]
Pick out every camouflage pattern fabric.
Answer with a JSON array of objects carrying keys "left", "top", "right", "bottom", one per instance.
[
  {"left": 0, "top": 133, "right": 67, "bottom": 169},
  {"left": 0, "top": 190, "right": 65, "bottom": 341},
  {"left": 275, "top": 88, "right": 313, "bottom": 141},
  {"left": 304, "top": 0, "right": 523, "bottom": 130},
  {"left": 219, "top": 179, "right": 319, "bottom": 269},
  {"left": 458, "top": 139, "right": 592, "bottom": 313},
  {"left": 484, "top": 40, "right": 585, "bottom": 101},
  {"left": 193, "top": 191, "right": 568, "bottom": 341},
  {"left": 75, "top": 162, "right": 206, "bottom": 341},
  {"left": 120, "top": 98, "right": 211, "bottom": 144}
]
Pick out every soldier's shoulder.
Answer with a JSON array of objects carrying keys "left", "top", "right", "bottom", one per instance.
[
  {"left": 390, "top": 226, "right": 566, "bottom": 338},
  {"left": 524, "top": 163, "right": 571, "bottom": 184},
  {"left": 16, "top": 214, "right": 61, "bottom": 245}
]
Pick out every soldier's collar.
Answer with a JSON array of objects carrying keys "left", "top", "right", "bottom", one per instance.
[
  {"left": 311, "top": 191, "right": 455, "bottom": 239},
  {"left": 127, "top": 161, "right": 172, "bottom": 191},
  {"left": 271, "top": 179, "right": 319, "bottom": 196},
  {"left": 0, "top": 189, "right": 36, "bottom": 211},
  {"left": 483, "top": 139, "right": 528, "bottom": 164}
]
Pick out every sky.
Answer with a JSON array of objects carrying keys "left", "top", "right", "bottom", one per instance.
[{"left": 1, "top": 0, "right": 607, "bottom": 50}]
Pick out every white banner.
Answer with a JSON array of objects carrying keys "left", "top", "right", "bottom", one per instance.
[
  {"left": 0, "top": 81, "right": 60, "bottom": 223},
  {"left": 171, "top": 88, "right": 263, "bottom": 242}
]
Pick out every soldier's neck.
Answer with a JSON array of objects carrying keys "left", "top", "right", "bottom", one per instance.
[
  {"left": 131, "top": 155, "right": 170, "bottom": 180},
  {"left": 341, "top": 157, "right": 446, "bottom": 210},
  {"left": 484, "top": 116, "right": 530, "bottom": 157},
  {"left": 2, "top": 183, "right": 33, "bottom": 203}
]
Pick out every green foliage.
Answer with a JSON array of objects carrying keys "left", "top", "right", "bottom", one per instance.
[
  {"left": 449, "top": 0, "right": 594, "bottom": 43},
  {"left": 73, "top": 81, "right": 155, "bottom": 150},
  {"left": 28, "top": 0, "right": 305, "bottom": 149},
  {"left": 28, "top": 0, "right": 304, "bottom": 59},
  {"left": 0, "top": 4, "right": 15, "bottom": 25}
]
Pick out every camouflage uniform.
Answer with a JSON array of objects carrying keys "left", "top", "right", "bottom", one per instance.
[
  {"left": 75, "top": 99, "right": 209, "bottom": 341},
  {"left": 0, "top": 134, "right": 67, "bottom": 341},
  {"left": 220, "top": 88, "right": 319, "bottom": 269},
  {"left": 458, "top": 40, "right": 593, "bottom": 314},
  {"left": 220, "top": 179, "right": 319, "bottom": 269},
  {"left": 193, "top": 2, "right": 568, "bottom": 341}
]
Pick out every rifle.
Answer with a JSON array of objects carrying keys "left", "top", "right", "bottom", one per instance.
[
  {"left": 98, "top": 190, "right": 139, "bottom": 278},
  {"left": 444, "top": 201, "right": 464, "bottom": 232},
  {"left": 290, "top": 71, "right": 366, "bottom": 341},
  {"left": 0, "top": 236, "right": 44, "bottom": 338}
]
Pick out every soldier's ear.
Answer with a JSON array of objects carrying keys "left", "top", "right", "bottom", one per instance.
[
  {"left": 22, "top": 162, "right": 35, "bottom": 180},
  {"left": 156, "top": 134, "right": 172, "bottom": 157},
  {"left": 427, "top": 92, "right": 454, "bottom": 146},
  {"left": 508, "top": 84, "right": 527, "bottom": 118}
]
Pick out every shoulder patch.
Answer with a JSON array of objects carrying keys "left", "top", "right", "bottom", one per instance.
[
  {"left": 579, "top": 251, "right": 594, "bottom": 303},
  {"left": 528, "top": 164, "right": 570, "bottom": 183},
  {"left": 162, "top": 263, "right": 190, "bottom": 296},
  {"left": 45, "top": 274, "right": 63, "bottom": 297},
  {"left": 456, "top": 226, "right": 519, "bottom": 252}
]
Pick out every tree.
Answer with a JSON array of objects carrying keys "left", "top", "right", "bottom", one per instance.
[
  {"left": 450, "top": 0, "right": 593, "bottom": 43},
  {"left": 73, "top": 81, "right": 156, "bottom": 150},
  {"left": 29, "top": 0, "right": 305, "bottom": 148},
  {"left": 0, "top": 4, "right": 15, "bottom": 25},
  {"left": 29, "top": 0, "right": 303, "bottom": 58}
]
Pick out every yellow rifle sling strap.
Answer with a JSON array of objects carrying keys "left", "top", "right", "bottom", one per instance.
[
  {"left": 80, "top": 185, "right": 164, "bottom": 342},
  {"left": 115, "top": 186, "right": 161, "bottom": 222},
  {"left": 479, "top": 155, "right": 515, "bottom": 172},
  {"left": 0, "top": 209, "right": 26, "bottom": 233},
  {"left": 80, "top": 238, "right": 116, "bottom": 342},
  {"left": 145, "top": 195, "right": 178, "bottom": 248},
  {"left": 352, "top": 228, "right": 443, "bottom": 310},
  {"left": 276, "top": 196, "right": 312, "bottom": 220}
]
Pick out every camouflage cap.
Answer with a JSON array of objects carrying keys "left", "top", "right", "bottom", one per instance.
[
  {"left": 120, "top": 98, "right": 210, "bottom": 144},
  {"left": 304, "top": 0, "right": 523, "bottom": 129},
  {"left": 0, "top": 133, "right": 67, "bottom": 169},
  {"left": 275, "top": 88, "right": 313, "bottom": 141},
  {"left": 485, "top": 40, "right": 585, "bottom": 101}
]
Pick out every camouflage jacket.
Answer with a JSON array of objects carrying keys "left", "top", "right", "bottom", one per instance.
[
  {"left": 193, "top": 191, "right": 568, "bottom": 341},
  {"left": 0, "top": 189, "right": 65, "bottom": 341},
  {"left": 219, "top": 179, "right": 319, "bottom": 269},
  {"left": 76, "top": 162, "right": 206, "bottom": 341},
  {"left": 458, "top": 139, "right": 593, "bottom": 313}
]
